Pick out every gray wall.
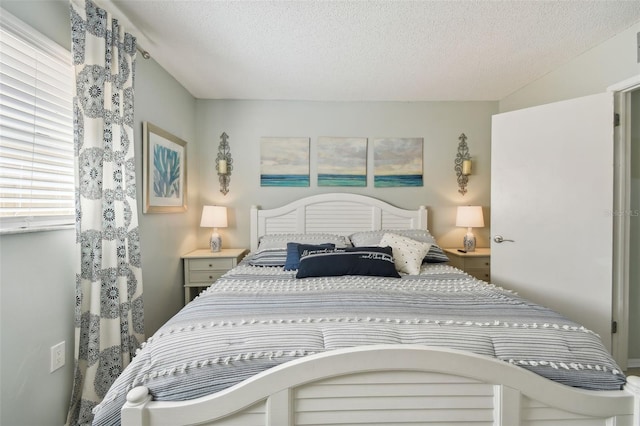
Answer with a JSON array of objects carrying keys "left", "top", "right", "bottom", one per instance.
[
  {"left": 0, "top": 228, "right": 76, "bottom": 426},
  {"left": 134, "top": 56, "right": 199, "bottom": 336},
  {"left": 0, "top": 2, "right": 198, "bottom": 425},
  {"left": 195, "top": 100, "right": 496, "bottom": 251}
]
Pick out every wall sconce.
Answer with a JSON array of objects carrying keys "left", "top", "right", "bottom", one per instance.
[
  {"left": 454, "top": 133, "right": 472, "bottom": 195},
  {"left": 217, "top": 132, "right": 232, "bottom": 195}
]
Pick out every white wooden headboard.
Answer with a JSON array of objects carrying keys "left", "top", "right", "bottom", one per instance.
[{"left": 250, "top": 193, "right": 428, "bottom": 251}]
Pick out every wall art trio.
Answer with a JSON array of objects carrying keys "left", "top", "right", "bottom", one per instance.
[{"left": 260, "top": 137, "right": 423, "bottom": 188}]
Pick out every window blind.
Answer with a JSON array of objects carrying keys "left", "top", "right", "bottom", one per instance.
[{"left": 0, "top": 11, "right": 74, "bottom": 232}]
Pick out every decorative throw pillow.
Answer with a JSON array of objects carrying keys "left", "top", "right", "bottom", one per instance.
[
  {"left": 296, "top": 246, "right": 400, "bottom": 279},
  {"left": 247, "top": 249, "right": 288, "bottom": 267},
  {"left": 284, "top": 242, "right": 335, "bottom": 271},
  {"left": 379, "top": 233, "right": 431, "bottom": 275},
  {"left": 424, "top": 245, "right": 450, "bottom": 263}
]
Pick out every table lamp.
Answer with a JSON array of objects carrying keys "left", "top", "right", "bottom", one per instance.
[
  {"left": 200, "top": 205, "right": 228, "bottom": 252},
  {"left": 456, "top": 206, "right": 484, "bottom": 252}
]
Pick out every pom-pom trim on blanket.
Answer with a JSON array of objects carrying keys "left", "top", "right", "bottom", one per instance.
[{"left": 139, "top": 316, "right": 599, "bottom": 350}]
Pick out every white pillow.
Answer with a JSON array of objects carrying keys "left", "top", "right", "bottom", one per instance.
[{"left": 379, "top": 233, "right": 431, "bottom": 275}]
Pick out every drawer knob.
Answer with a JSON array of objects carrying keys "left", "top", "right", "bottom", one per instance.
[
  {"left": 208, "top": 264, "right": 213, "bottom": 267},
  {"left": 209, "top": 275, "right": 213, "bottom": 279}
]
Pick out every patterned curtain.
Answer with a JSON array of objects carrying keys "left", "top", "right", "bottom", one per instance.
[{"left": 67, "top": 1, "right": 145, "bottom": 424}]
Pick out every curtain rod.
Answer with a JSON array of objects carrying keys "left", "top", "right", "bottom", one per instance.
[
  {"left": 136, "top": 46, "right": 150, "bottom": 60},
  {"left": 78, "top": 0, "right": 153, "bottom": 60}
]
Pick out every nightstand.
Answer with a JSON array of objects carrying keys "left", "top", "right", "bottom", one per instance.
[
  {"left": 443, "top": 247, "right": 491, "bottom": 281},
  {"left": 181, "top": 248, "right": 247, "bottom": 304}
]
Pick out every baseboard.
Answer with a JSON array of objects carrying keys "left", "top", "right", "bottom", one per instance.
[{"left": 628, "top": 358, "right": 640, "bottom": 369}]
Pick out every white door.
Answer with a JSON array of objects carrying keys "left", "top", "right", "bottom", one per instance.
[{"left": 491, "top": 92, "right": 614, "bottom": 351}]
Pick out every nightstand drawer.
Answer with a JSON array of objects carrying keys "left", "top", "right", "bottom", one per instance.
[
  {"left": 189, "top": 270, "right": 226, "bottom": 283},
  {"left": 465, "top": 257, "right": 490, "bottom": 269},
  {"left": 182, "top": 248, "right": 248, "bottom": 305},
  {"left": 190, "top": 258, "right": 234, "bottom": 271},
  {"left": 467, "top": 268, "right": 490, "bottom": 281},
  {"left": 442, "top": 248, "right": 491, "bottom": 282},
  {"left": 447, "top": 257, "right": 464, "bottom": 269}
]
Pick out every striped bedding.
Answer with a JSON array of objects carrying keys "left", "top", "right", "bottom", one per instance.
[{"left": 92, "top": 260, "right": 626, "bottom": 426}]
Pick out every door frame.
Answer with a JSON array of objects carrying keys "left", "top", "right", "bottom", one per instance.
[{"left": 609, "top": 74, "right": 640, "bottom": 369}]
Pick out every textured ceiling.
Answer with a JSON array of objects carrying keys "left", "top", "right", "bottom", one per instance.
[{"left": 111, "top": 0, "right": 640, "bottom": 101}]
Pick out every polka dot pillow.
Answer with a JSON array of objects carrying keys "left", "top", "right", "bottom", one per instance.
[{"left": 379, "top": 233, "right": 432, "bottom": 275}]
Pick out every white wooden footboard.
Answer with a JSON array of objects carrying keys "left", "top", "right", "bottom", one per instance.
[{"left": 122, "top": 345, "right": 640, "bottom": 426}]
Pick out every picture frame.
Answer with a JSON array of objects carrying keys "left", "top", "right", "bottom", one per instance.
[
  {"left": 317, "top": 137, "right": 367, "bottom": 187},
  {"left": 373, "top": 137, "right": 424, "bottom": 187},
  {"left": 260, "top": 137, "right": 310, "bottom": 187},
  {"left": 143, "top": 122, "right": 188, "bottom": 213}
]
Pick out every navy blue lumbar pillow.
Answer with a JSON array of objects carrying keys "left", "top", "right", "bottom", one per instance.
[
  {"left": 284, "top": 242, "right": 335, "bottom": 271},
  {"left": 296, "top": 246, "right": 400, "bottom": 279}
]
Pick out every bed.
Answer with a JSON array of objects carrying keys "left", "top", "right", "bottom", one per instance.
[{"left": 94, "top": 193, "right": 640, "bottom": 426}]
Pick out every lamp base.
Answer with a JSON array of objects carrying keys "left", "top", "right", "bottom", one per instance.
[
  {"left": 210, "top": 231, "right": 222, "bottom": 252},
  {"left": 463, "top": 229, "right": 476, "bottom": 252}
]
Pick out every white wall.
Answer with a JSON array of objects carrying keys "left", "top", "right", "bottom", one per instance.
[
  {"left": 500, "top": 21, "right": 640, "bottom": 113},
  {"left": 195, "top": 100, "right": 496, "bottom": 251},
  {"left": 0, "top": 2, "right": 198, "bottom": 425}
]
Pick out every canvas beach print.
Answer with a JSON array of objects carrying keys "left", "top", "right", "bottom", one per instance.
[
  {"left": 143, "top": 122, "right": 187, "bottom": 213},
  {"left": 317, "top": 137, "right": 367, "bottom": 187},
  {"left": 260, "top": 137, "right": 310, "bottom": 187},
  {"left": 373, "top": 138, "right": 423, "bottom": 187}
]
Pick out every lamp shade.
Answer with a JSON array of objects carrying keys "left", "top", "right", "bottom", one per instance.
[
  {"left": 200, "top": 206, "right": 228, "bottom": 228},
  {"left": 456, "top": 206, "right": 484, "bottom": 228}
]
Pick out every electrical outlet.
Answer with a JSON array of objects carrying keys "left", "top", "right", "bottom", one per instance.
[{"left": 50, "top": 341, "right": 65, "bottom": 373}]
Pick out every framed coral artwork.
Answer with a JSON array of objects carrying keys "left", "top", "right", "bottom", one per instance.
[{"left": 143, "top": 122, "right": 188, "bottom": 213}]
